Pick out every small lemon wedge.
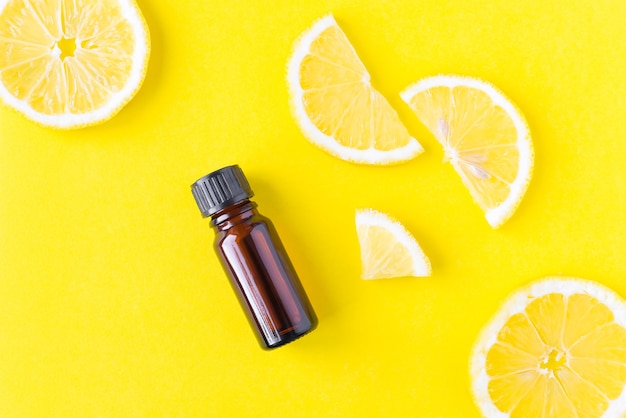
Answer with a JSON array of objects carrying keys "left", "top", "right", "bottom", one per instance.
[{"left": 355, "top": 208, "right": 431, "bottom": 279}]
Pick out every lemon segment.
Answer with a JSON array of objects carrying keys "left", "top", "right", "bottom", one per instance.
[{"left": 287, "top": 15, "right": 423, "bottom": 165}]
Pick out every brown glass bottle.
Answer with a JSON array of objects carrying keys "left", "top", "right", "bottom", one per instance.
[{"left": 191, "top": 165, "right": 318, "bottom": 349}]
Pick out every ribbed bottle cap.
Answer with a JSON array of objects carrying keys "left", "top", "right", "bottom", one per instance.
[{"left": 191, "top": 165, "right": 254, "bottom": 217}]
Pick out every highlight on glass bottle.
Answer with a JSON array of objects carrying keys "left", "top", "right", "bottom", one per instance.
[{"left": 191, "top": 165, "right": 318, "bottom": 349}]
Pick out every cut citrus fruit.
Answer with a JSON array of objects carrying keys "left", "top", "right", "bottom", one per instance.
[
  {"left": 287, "top": 15, "right": 423, "bottom": 165},
  {"left": 471, "top": 277, "right": 626, "bottom": 417},
  {"left": 355, "top": 208, "right": 431, "bottom": 279},
  {"left": 400, "top": 76, "right": 533, "bottom": 228},
  {"left": 0, "top": 0, "right": 150, "bottom": 129}
]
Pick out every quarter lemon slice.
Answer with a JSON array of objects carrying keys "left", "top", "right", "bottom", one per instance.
[
  {"left": 355, "top": 208, "right": 431, "bottom": 279},
  {"left": 400, "top": 76, "right": 533, "bottom": 228},
  {"left": 471, "top": 277, "right": 626, "bottom": 417},
  {"left": 287, "top": 15, "right": 423, "bottom": 165},
  {"left": 0, "top": 0, "right": 150, "bottom": 128}
]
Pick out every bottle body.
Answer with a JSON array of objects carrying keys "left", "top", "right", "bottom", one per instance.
[{"left": 212, "top": 200, "right": 318, "bottom": 349}]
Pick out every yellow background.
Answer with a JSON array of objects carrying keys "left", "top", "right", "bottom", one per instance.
[{"left": 1, "top": 0, "right": 626, "bottom": 416}]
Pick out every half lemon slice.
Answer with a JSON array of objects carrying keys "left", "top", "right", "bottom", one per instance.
[
  {"left": 401, "top": 76, "right": 533, "bottom": 228},
  {"left": 287, "top": 15, "right": 423, "bottom": 165}
]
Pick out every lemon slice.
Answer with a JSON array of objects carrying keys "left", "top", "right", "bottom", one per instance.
[
  {"left": 400, "top": 76, "right": 533, "bottom": 228},
  {"left": 287, "top": 15, "right": 423, "bottom": 165},
  {"left": 0, "top": 0, "right": 150, "bottom": 129},
  {"left": 471, "top": 277, "right": 626, "bottom": 417},
  {"left": 355, "top": 208, "right": 431, "bottom": 279}
]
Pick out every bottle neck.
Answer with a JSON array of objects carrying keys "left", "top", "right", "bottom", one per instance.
[{"left": 210, "top": 200, "right": 258, "bottom": 231}]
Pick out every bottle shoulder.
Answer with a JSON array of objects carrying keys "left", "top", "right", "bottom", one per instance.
[
  {"left": 215, "top": 213, "right": 273, "bottom": 243},
  {"left": 211, "top": 200, "right": 265, "bottom": 229}
]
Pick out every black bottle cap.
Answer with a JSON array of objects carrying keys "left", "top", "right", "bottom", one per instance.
[{"left": 191, "top": 165, "right": 254, "bottom": 217}]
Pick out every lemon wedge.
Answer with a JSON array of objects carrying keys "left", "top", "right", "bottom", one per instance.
[{"left": 355, "top": 208, "right": 431, "bottom": 279}]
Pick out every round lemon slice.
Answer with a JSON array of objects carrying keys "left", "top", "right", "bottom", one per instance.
[
  {"left": 355, "top": 208, "right": 431, "bottom": 279},
  {"left": 287, "top": 15, "right": 423, "bottom": 165},
  {"left": 471, "top": 277, "right": 626, "bottom": 417},
  {"left": 0, "top": 0, "right": 150, "bottom": 128},
  {"left": 400, "top": 76, "right": 533, "bottom": 228}
]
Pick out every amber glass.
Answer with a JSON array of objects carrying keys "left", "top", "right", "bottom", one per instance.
[{"left": 211, "top": 199, "right": 318, "bottom": 349}]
